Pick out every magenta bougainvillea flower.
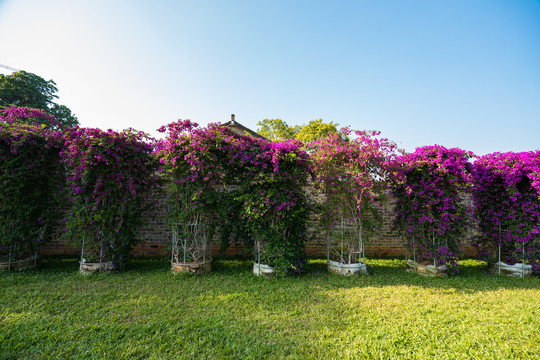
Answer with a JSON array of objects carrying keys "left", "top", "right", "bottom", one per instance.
[
  {"left": 156, "top": 120, "right": 310, "bottom": 275},
  {"left": 309, "top": 128, "right": 398, "bottom": 263},
  {"left": 472, "top": 151, "right": 540, "bottom": 273},
  {"left": 60, "top": 126, "right": 159, "bottom": 267},
  {"left": 1, "top": 107, "right": 63, "bottom": 260},
  {"left": 390, "top": 145, "right": 475, "bottom": 274},
  {"left": 0, "top": 105, "right": 62, "bottom": 129}
]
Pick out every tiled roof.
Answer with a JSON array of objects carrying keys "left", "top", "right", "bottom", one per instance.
[{"left": 222, "top": 114, "right": 267, "bottom": 140}]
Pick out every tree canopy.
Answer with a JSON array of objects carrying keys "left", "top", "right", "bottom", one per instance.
[
  {"left": 256, "top": 118, "right": 300, "bottom": 141},
  {"left": 256, "top": 118, "right": 339, "bottom": 143},
  {"left": 296, "top": 119, "right": 340, "bottom": 143},
  {"left": 0, "top": 71, "right": 78, "bottom": 128}
]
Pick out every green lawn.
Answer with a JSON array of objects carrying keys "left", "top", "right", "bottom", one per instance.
[{"left": 1, "top": 258, "right": 539, "bottom": 359}]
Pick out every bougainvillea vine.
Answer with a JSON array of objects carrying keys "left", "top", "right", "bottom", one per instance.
[
  {"left": 472, "top": 151, "right": 540, "bottom": 273},
  {"left": 60, "top": 127, "right": 159, "bottom": 268},
  {"left": 309, "top": 128, "right": 398, "bottom": 265},
  {"left": 390, "top": 145, "right": 475, "bottom": 274},
  {"left": 0, "top": 107, "right": 63, "bottom": 262},
  {"left": 156, "top": 120, "right": 311, "bottom": 275}
]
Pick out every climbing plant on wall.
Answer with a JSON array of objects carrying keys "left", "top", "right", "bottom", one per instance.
[
  {"left": 0, "top": 107, "right": 63, "bottom": 266},
  {"left": 390, "top": 145, "right": 474, "bottom": 275},
  {"left": 60, "top": 127, "right": 159, "bottom": 269},
  {"left": 472, "top": 151, "right": 540, "bottom": 274},
  {"left": 156, "top": 120, "right": 311, "bottom": 276},
  {"left": 309, "top": 128, "right": 398, "bottom": 268}
]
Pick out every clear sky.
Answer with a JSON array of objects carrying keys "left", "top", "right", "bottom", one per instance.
[{"left": 1, "top": 0, "right": 539, "bottom": 155}]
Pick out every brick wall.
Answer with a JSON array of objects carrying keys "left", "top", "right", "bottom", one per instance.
[{"left": 40, "top": 188, "right": 478, "bottom": 259}]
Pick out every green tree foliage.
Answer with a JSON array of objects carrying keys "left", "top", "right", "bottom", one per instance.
[
  {"left": 256, "top": 118, "right": 340, "bottom": 143},
  {"left": 0, "top": 71, "right": 78, "bottom": 128},
  {"left": 256, "top": 118, "right": 300, "bottom": 141},
  {"left": 296, "top": 119, "right": 340, "bottom": 143}
]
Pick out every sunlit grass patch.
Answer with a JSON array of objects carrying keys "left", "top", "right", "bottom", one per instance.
[{"left": 1, "top": 257, "right": 538, "bottom": 359}]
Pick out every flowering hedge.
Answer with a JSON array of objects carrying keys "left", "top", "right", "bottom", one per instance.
[
  {"left": 472, "top": 151, "right": 540, "bottom": 273},
  {"left": 235, "top": 138, "right": 310, "bottom": 274},
  {"left": 60, "top": 127, "right": 159, "bottom": 268},
  {"left": 156, "top": 121, "right": 310, "bottom": 275},
  {"left": 309, "top": 129, "right": 397, "bottom": 263},
  {"left": 156, "top": 120, "right": 240, "bottom": 266},
  {"left": 155, "top": 120, "right": 266, "bottom": 225},
  {"left": 0, "top": 107, "right": 63, "bottom": 262},
  {"left": 0, "top": 105, "right": 62, "bottom": 129},
  {"left": 390, "top": 145, "right": 474, "bottom": 274}
]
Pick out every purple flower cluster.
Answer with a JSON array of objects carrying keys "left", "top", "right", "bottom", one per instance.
[
  {"left": 59, "top": 126, "right": 159, "bottom": 265},
  {"left": 156, "top": 120, "right": 311, "bottom": 184},
  {"left": 472, "top": 151, "right": 540, "bottom": 273},
  {"left": 3, "top": 106, "right": 539, "bottom": 275},
  {"left": 309, "top": 129, "right": 398, "bottom": 232},
  {"left": 156, "top": 120, "right": 310, "bottom": 275},
  {"left": 0, "top": 108, "right": 63, "bottom": 259},
  {"left": 390, "top": 145, "right": 474, "bottom": 272},
  {"left": 0, "top": 106, "right": 62, "bottom": 129}
]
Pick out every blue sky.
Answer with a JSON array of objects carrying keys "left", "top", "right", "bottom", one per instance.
[{"left": 1, "top": 0, "right": 539, "bottom": 155}]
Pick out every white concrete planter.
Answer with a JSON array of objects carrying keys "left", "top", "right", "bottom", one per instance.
[
  {"left": 492, "top": 261, "right": 533, "bottom": 277},
  {"left": 80, "top": 259, "right": 116, "bottom": 274},
  {"left": 172, "top": 260, "right": 212, "bottom": 274},
  {"left": 406, "top": 259, "right": 448, "bottom": 277},
  {"left": 253, "top": 262, "right": 276, "bottom": 278},
  {"left": 327, "top": 259, "right": 368, "bottom": 276}
]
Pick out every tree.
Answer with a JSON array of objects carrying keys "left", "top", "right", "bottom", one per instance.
[
  {"left": 256, "top": 118, "right": 340, "bottom": 143},
  {"left": 296, "top": 119, "right": 340, "bottom": 143},
  {"left": 0, "top": 71, "right": 78, "bottom": 128},
  {"left": 256, "top": 118, "right": 300, "bottom": 141}
]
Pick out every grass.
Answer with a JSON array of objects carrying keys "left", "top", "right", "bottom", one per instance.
[{"left": 1, "top": 257, "right": 539, "bottom": 359}]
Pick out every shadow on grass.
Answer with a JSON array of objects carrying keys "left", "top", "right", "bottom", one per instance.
[
  {"left": 3, "top": 256, "right": 539, "bottom": 360},
  {"left": 211, "top": 257, "right": 540, "bottom": 294},
  {"left": 37, "top": 256, "right": 80, "bottom": 274},
  {"left": 212, "top": 256, "right": 254, "bottom": 273},
  {"left": 37, "top": 256, "right": 172, "bottom": 274},
  {"left": 322, "top": 257, "right": 540, "bottom": 293},
  {"left": 13, "top": 256, "right": 539, "bottom": 295}
]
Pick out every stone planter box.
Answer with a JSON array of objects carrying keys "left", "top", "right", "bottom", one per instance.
[
  {"left": 0, "top": 254, "right": 39, "bottom": 272},
  {"left": 253, "top": 262, "right": 276, "bottom": 278},
  {"left": 406, "top": 259, "right": 448, "bottom": 277},
  {"left": 171, "top": 261, "right": 212, "bottom": 274},
  {"left": 491, "top": 261, "right": 533, "bottom": 277},
  {"left": 327, "top": 259, "right": 368, "bottom": 276},
  {"left": 80, "top": 260, "right": 116, "bottom": 275}
]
